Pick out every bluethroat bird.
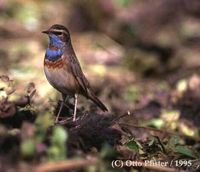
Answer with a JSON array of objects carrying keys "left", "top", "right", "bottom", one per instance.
[{"left": 42, "top": 24, "right": 108, "bottom": 122}]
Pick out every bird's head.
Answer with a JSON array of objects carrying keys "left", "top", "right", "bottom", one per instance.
[{"left": 42, "top": 24, "right": 71, "bottom": 48}]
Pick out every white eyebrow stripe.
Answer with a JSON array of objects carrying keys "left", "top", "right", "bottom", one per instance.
[{"left": 51, "top": 29, "right": 68, "bottom": 35}]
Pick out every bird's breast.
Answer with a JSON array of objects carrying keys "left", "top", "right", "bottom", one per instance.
[
  {"left": 44, "top": 58, "right": 79, "bottom": 95},
  {"left": 44, "top": 58, "right": 64, "bottom": 69}
]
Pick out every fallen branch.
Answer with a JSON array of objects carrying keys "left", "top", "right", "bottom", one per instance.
[{"left": 34, "top": 157, "right": 98, "bottom": 172}]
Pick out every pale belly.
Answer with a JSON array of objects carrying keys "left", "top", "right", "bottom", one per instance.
[{"left": 44, "top": 66, "right": 79, "bottom": 96}]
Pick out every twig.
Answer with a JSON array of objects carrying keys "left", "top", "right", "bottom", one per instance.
[
  {"left": 154, "top": 136, "right": 166, "bottom": 153},
  {"left": 34, "top": 157, "right": 98, "bottom": 172}
]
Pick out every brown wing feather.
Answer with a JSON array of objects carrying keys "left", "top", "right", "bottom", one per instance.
[
  {"left": 69, "top": 52, "right": 90, "bottom": 95},
  {"left": 63, "top": 46, "right": 108, "bottom": 111}
]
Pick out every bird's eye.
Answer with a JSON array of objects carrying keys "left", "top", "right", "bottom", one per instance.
[
  {"left": 52, "top": 31, "right": 62, "bottom": 35},
  {"left": 57, "top": 32, "right": 62, "bottom": 35}
]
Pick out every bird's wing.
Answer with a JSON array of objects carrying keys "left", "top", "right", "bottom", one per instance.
[{"left": 67, "top": 50, "right": 90, "bottom": 95}]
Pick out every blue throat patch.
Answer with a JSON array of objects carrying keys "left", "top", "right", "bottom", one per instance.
[
  {"left": 45, "top": 34, "right": 64, "bottom": 61},
  {"left": 45, "top": 48, "right": 63, "bottom": 61}
]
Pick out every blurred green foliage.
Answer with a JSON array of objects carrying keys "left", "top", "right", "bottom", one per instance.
[{"left": 48, "top": 126, "right": 68, "bottom": 161}]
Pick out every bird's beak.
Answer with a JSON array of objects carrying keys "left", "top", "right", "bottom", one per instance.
[{"left": 42, "top": 30, "right": 49, "bottom": 34}]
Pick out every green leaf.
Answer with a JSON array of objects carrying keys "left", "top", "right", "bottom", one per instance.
[
  {"left": 47, "top": 126, "right": 68, "bottom": 161},
  {"left": 47, "top": 146, "right": 61, "bottom": 161},
  {"left": 148, "top": 118, "right": 164, "bottom": 129},
  {"left": 21, "top": 139, "right": 35, "bottom": 158},
  {"left": 52, "top": 126, "right": 68, "bottom": 145},
  {"left": 175, "top": 146, "right": 196, "bottom": 158},
  {"left": 36, "top": 113, "right": 54, "bottom": 132},
  {"left": 35, "top": 113, "right": 54, "bottom": 142},
  {"left": 125, "top": 139, "right": 142, "bottom": 152}
]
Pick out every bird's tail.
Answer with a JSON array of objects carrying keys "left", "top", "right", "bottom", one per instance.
[{"left": 88, "top": 91, "right": 108, "bottom": 112}]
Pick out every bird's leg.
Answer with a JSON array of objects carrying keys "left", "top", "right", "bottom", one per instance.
[
  {"left": 55, "top": 95, "right": 69, "bottom": 123},
  {"left": 73, "top": 94, "right": 78, "bottom": 122}
]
